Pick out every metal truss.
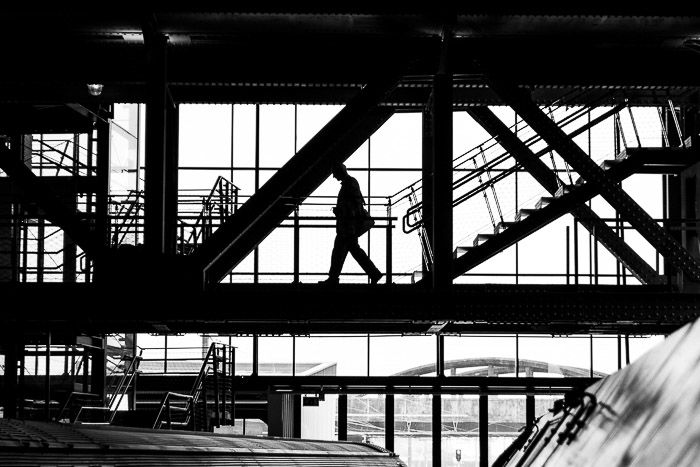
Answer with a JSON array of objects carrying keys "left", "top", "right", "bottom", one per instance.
[
  {"left": 194, "top": 74, "right": 400, "bottom": 286},
  {"left": 465, "top": 106, "right": 663, "bottom": 284},
  {"left": 489, "top": 79, "right": 700, "bottom": 282}
]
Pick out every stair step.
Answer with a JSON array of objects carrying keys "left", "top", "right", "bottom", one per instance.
[
  {"left": 453, "top": 246, "right": 471, "bottom": 259},
  {"left": 473, "top": 234, "right": 494, "bottom": 247},
  {"left": 515, "top": 209, "right": 538, "bottom": 222},
  {"left": 495, "top": 221, "right": 515, "bottom": 233},
  {"left": 535, "top": 197, "right": 556, "bottom": 209}
]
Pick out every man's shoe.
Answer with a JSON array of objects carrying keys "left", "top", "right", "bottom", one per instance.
[
  {"left": 318, "top": 277, "right": 339, "bottom": 285},
  {"left": 370, "top": 271, "right": 383, "bottom": 285}
]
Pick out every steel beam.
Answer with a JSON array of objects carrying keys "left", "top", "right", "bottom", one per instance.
[
  {"left": 0, "top": 283, "right": 695, "bottom": 335},
  {"left": 479, "top": 393, "right": 488, "bottom": 467},
  {"left": 489, "top": 79, "right": 700, "bottom": 282},
  {"left": 422, "top": 109, "right": 434, "bottom": 277},
  {"left": 195, "top": 75, "right": 399, "bottom": 286},
  {"left": 235, "top": 375, "right": 596, "bottom": 395},
  {"left": 432, "top": 51, "right": 453, "bottom": 292},
  {"left": 465, "top": 106, "right": 662, "bottom": 284},
  {"left": 144, "top": 31, "right": 178, "bottom": 256},
  {"left": 338, "top": 394, "right": 348, "bottom": 441},
  {"left": 433, "top": 394, "right": 442, "bottom": 466},
  {"left": 385, "top": 394, "right": 395, "bottom": 451}
]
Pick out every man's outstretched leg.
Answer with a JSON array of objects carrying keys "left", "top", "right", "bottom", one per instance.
[
  {"left": 319, "top": 235, "right": 350, "bottom": 284},
  {"left": 347, "top": 236, "right": 382, "bottom": 284}
]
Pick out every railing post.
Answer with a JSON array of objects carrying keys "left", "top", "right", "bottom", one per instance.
[
  {"left": 222, "top": 345, "right": 227, "bottom": 424},
  {"left": 165, "top": 396, "right": 171, "bottom": 430},
  {"left": 214, "top": 349, "right": 221, "bottom": 427},
  {"left": 293, "top": 203, "right": 300, "bottom": 283},
  {"left": 386, "top": 202, "right": 392, "bottom": 284}
]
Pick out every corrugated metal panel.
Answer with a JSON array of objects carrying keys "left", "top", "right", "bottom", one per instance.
[{"left": 0, "top": 419, "right": 402, "bottom": 466}]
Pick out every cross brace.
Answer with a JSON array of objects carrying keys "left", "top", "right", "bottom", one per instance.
[
  {"left": 194, "top": 75, "right": 399, "bottom": 286},
  {"left": 490, "top": 79, "right": 700, "bottom": 282},
  {"left": 466, "top": 106, "right": 663, "bottom": 284}
]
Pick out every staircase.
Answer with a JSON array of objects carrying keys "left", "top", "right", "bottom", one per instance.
[
  {"left": 57, "top": 349, "right": 142, "bottom": 425},
  {"left": 451, "top": 147, "right": 697, "bottom": 273},
  {"left": 178, "top": 176, "right": 239, "bottom": 255},
  {"left": 152, "top": 342, "right": 236, "bottom": 431},
  {"left": 397, "top": 98, "right": 698, "bottom": 282}
]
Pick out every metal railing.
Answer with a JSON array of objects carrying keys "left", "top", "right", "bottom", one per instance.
[
  {"left": 58, "top": 350, "right": 142, "bottom": 424},
  {"left": 153, "top": 342, "right": 235, "bottom": 431}
]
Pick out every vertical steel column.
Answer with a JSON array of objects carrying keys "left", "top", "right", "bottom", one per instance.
[
  {"left": 63, "top": 196, "right": 77, "bottom": 283},
  {"left": 293, "top": 394, "right": 302, "bottom": 438},
  {"left": 92, "top": 337, "right": 106, "bottom": 404},
  {"left": 431, "top": 66, "right": 452, "bottom": 292},
  {"left": 96, "top": 118, "right": 111, "bottom": 249},
  {"left": 385, "top": 393, "right": 395, "bottom": 451},
  {"left": 526, "top": 393, "right": 535, "bottom": 426},
  {"left": 144, "top": 33, "right": 169, "bottom": 256},
  {"left": 44, "top": 333, "right": 51, "bottom": 420},
  {"left": 432, "top": 393, "right": 442, "bottom": 467},
  {"left": 252, "top": 335, "right": 259, "bottom": 377},
  {"left": 37, "top": 219, "right": 44, "bottom": 283},
  {"left": 164, "top": 103, "right": 179, "bottom": 255},
  {"left": 479, "top": 392, "right": 489, "bottom": 467},
  {"left": 293, "top": 205, "right": 300, "bottom": 283},
  {"left": 386, "top": 204, "right": 393, "bottom": 284},
  {"left": 253, "top": 105, "right": 260, "bottom": 284},
  {"left": 338, "top": 394, "right": 348, "bottom": 441},
  {"left": 422, "top": 110, "right": 434, "bottom": 278}
]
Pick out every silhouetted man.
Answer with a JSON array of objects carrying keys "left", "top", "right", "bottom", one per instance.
[{"left": 319, "top": 163, "right": 382, "bottom": 284}]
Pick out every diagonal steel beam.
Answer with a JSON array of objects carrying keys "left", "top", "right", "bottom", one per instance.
[
  {"left": 195, "top": 76, "right": 399, "bottom": 286},
  {"left": 0, "top": 144, "right": 101, "bottom": 256},
  {"left": 489, "top": 79, "right": 700, "bottom": 282},
  {"left": 466, "top": 106, "right": 663, "bottom": 284}
]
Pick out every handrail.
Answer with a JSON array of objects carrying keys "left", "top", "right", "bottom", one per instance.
[
  {"left": 402, "top": 103, "right": 626, "bottom": 234},
  {"left": 152, "top": 342, "right": 235, "bottom": 431},
  {"left": 59, "top": 350, "right": 142, "bottom": 424},
  {"left": 389, "top": 90, "right": 616, "bottom": 205}
]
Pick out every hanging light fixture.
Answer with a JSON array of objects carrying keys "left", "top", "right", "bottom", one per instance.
[{"left": 87, "top": 83, "right": 104, "bottom": 96}]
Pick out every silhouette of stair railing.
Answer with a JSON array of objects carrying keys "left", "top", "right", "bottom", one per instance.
[
  {"left": 179, "top": 176, "right": 239, "bottom": 254},
  {"left": 31, "top": 138, "right": 95, "bottom": 177},
  {"left": 111, "top": 190, "right": 144, "bottom": 246},
  {"left": 401, "top": 101, "right": 620, "bottom": 235},
  {"left": 58, "top": 350, "right": 142, "bottom": 424},
  {"left": 446, "top": 105, "right": 696, "bottom": 275},
  {"left": 401, "top": 100, "right": 688, "bottom": 281},
  {"left": 400, "top": 101, "right": 625, "bottom": 271},
  {"left": 153, "top": 342, "right": 235, "bottom": 431}
]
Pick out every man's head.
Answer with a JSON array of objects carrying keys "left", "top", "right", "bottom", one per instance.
[{"left": 331, "top": 163, "right": 348, "bottom": 181}]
